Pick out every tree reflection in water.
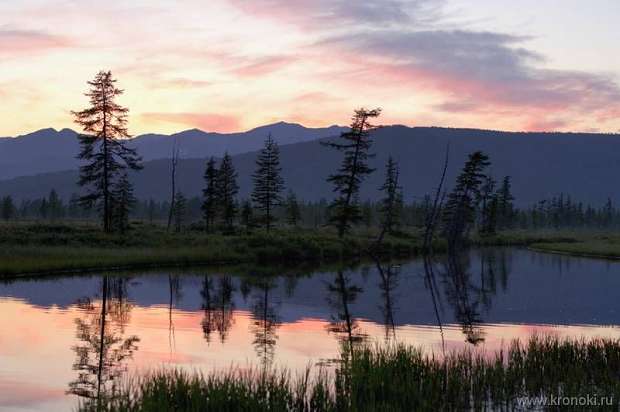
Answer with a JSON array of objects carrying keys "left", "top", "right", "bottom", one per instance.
[
  {"left": 434, "top": 249, "right": 511, "bottom": 346},
  {"left": 249, "top": 277, "right": 281, "bottom": 369},
  {"left": 168, "top": 274, "right": 183, "bottom": 350},
  {"left": 201, "top": 274, "right": 236, "bottom": 344},
  {"left": 67, "top": 276, "right": 139, "bottom": 405},
  {"left": 326, "top": 269, "right": 366, "bottom": 355},
  {"left": 375, "top": 260, "right": 399, "bottom": 343}
]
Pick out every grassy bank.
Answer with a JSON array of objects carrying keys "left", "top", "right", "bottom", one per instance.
[
  {"left": 80, "top": 335, "right": 620, "bottom": 411},
  {"left": 0, "top": 222, "right": 428, "bottom": 276},
  {"left": 1, "top": 222, "right": 615, "bottom": 276},
  {"left": 529, "top": 233, "right": 620, "bottom": 259},
  {"left": 473, "top": 229, "right": 583, "bottom": 247}
]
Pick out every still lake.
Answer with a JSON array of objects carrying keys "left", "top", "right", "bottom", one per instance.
[{"left": 1, "top": 247, "right": 619, "bottom": 411}]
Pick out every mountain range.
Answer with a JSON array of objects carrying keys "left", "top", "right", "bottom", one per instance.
[
  {"left": 0, "top": 124, "right": 619, "bottom": 206},
  {"left": 0, "top": 122, "right": 346, "bottom": 180}
]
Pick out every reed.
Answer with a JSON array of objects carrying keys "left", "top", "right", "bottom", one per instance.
[{"left": 79, "top": 335, "right": 620, "bottom": 411}]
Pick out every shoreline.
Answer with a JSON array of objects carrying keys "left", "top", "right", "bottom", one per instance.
[
  {"left": 1, "top": 224, "right": 616, "bottom": 278},
  {"left": 528, "top": 244, "right": 620, "bottom": 260}
]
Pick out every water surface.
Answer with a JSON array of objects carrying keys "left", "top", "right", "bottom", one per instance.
[{"left": 1, "top": 248, "right": 619, "bottom": 411}]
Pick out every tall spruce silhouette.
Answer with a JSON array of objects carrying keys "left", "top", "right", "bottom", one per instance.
[
  {"left": 252, "top": 134, "right": 284, "bottom": 231},
  {"left": 73, "top": 71, "right": 142, "bottom": 232},
  {"left": 216, "top": 152, "right": 239, "bottom": 232},
  {"left": 202, "top": 157, "right": 218, "bottom": 232},
  {"left": 324, "top": 108, "right": 381, "bottom": 237}
]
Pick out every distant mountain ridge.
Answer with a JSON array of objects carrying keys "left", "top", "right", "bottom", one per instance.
[
  {"left": 1, "top": 125, "right": 619, "bottom": 206},
  {"left": 0, "top": 122, "right": 347, "bottom": 180}
]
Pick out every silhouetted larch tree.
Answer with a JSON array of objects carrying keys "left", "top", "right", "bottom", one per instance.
[
  {"left": 202, "top": 157, "right": 218, "bottom": 232},
  {"left": 285, "top": 190, "right": 301, "bottom": 226},
  {"left": 216, "top": 152, "right": 239, "bottom": 232},
  {"left": 73, "top": 71, "right": 142, "bottom": 232},
  {"left": 323, "top": 108, "right": 381, "bottom": 238},
  {"left": 377, "top": 156, "right": 401, "bottom": 243},
  {"left": 442, "top": 151, "right": 490, "bottom": 248},
  {"left": 111, "top": 172, "right": 136, "bottom": 234},
  {"left": 252, "top": 134, "right": 284, "bottom": 231}
]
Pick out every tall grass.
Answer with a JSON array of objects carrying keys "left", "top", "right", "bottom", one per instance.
[{"left": 79, "top": 335, "right": 620, "bottom": 411}]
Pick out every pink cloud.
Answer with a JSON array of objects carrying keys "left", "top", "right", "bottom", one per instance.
[
  {"left": 0, "top": 28, "right": 73, "bottom": 55},
  {"left": 311, "top": 40, "right": 620, "bottom": 132},
  {"left": 141, "top": 112, "right": 241, "bottom": 132},
  {"left": 227, "top": 0, "right": 438, "bottom": 29},
  {"left": 231, "top": 56, "right": 296, "bottom": 77},
  {"left": 523, "top": 118, "right": 568, "bottom": 132}
]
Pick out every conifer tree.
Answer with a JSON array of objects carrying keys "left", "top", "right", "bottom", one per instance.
[
  {"left": 285, "top": 190, "right": 301, "bottom": 226},
  {"left": 73, "top": 71, "right": 142, "bottom": 232},
  {"left": 479, "top": 175, "right": 498, "bottom": 236},
  {"left": 202, "top": 157, "right": 218, "bottom": 232},
  {"left": 147, "top": 199, "right": 156, "bottom": 224},
  {"left": 48, "top": 189, "right": 63, "bottom": 221},
  {"left": 252, "top": 134, "right": 284, "bottom": 231},
  {"left": 39, "top": 198, "right": 48, "bottom": 220},
  {"left": 362, "top": 201, "right": 373, "bottom": 228},
  {"left": 111, "top": 172, "right": 136, "bottom": 234},
  {"left": 323, "top": 108, "right": 381, "bottom": 237},
  {"left": 68, "top": 194, "right": 81, "bottom": 218},
  {"left": 378, "top": 156, "right": 401, "bottom": 242},
  {"left": 1, "top": 196, "right": 15, "bottom": 221},
  {"left": 241, "top": 200, "right": 255, "bottom": 234},
  {"left": 496, "top": 176, "right": 515, "bottom": 230},
  {"left": 442, "top": 151, "right": 491, "bottom": 248},
  {"left": 216, "top": 152, "right": 239, "bottom": 232},
  {"left": 172, "top": 191, "right": 187, "bottom": 233},
  {"left": 166, "top": 138, "right": 180, "bottom": 232}
]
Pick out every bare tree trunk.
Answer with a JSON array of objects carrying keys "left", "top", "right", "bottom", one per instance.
[
  {"left": 423, "top": 143, "right": 450, "bottom": 254},
  {"left": 167, "top": 139, "right": 180, "bottom": 231}
]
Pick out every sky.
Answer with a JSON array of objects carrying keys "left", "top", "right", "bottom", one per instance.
[{"left": 1, "top": 0, "right": 619, "bottom": 136}]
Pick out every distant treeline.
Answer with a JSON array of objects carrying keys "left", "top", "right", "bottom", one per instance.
[{"left": 2, "top": 189, "right": 620, "bottom": 231}]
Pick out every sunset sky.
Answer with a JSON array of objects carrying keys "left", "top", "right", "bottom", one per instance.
[{"left": 1, "top": 0, "right": 619, "bottom": 136}]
